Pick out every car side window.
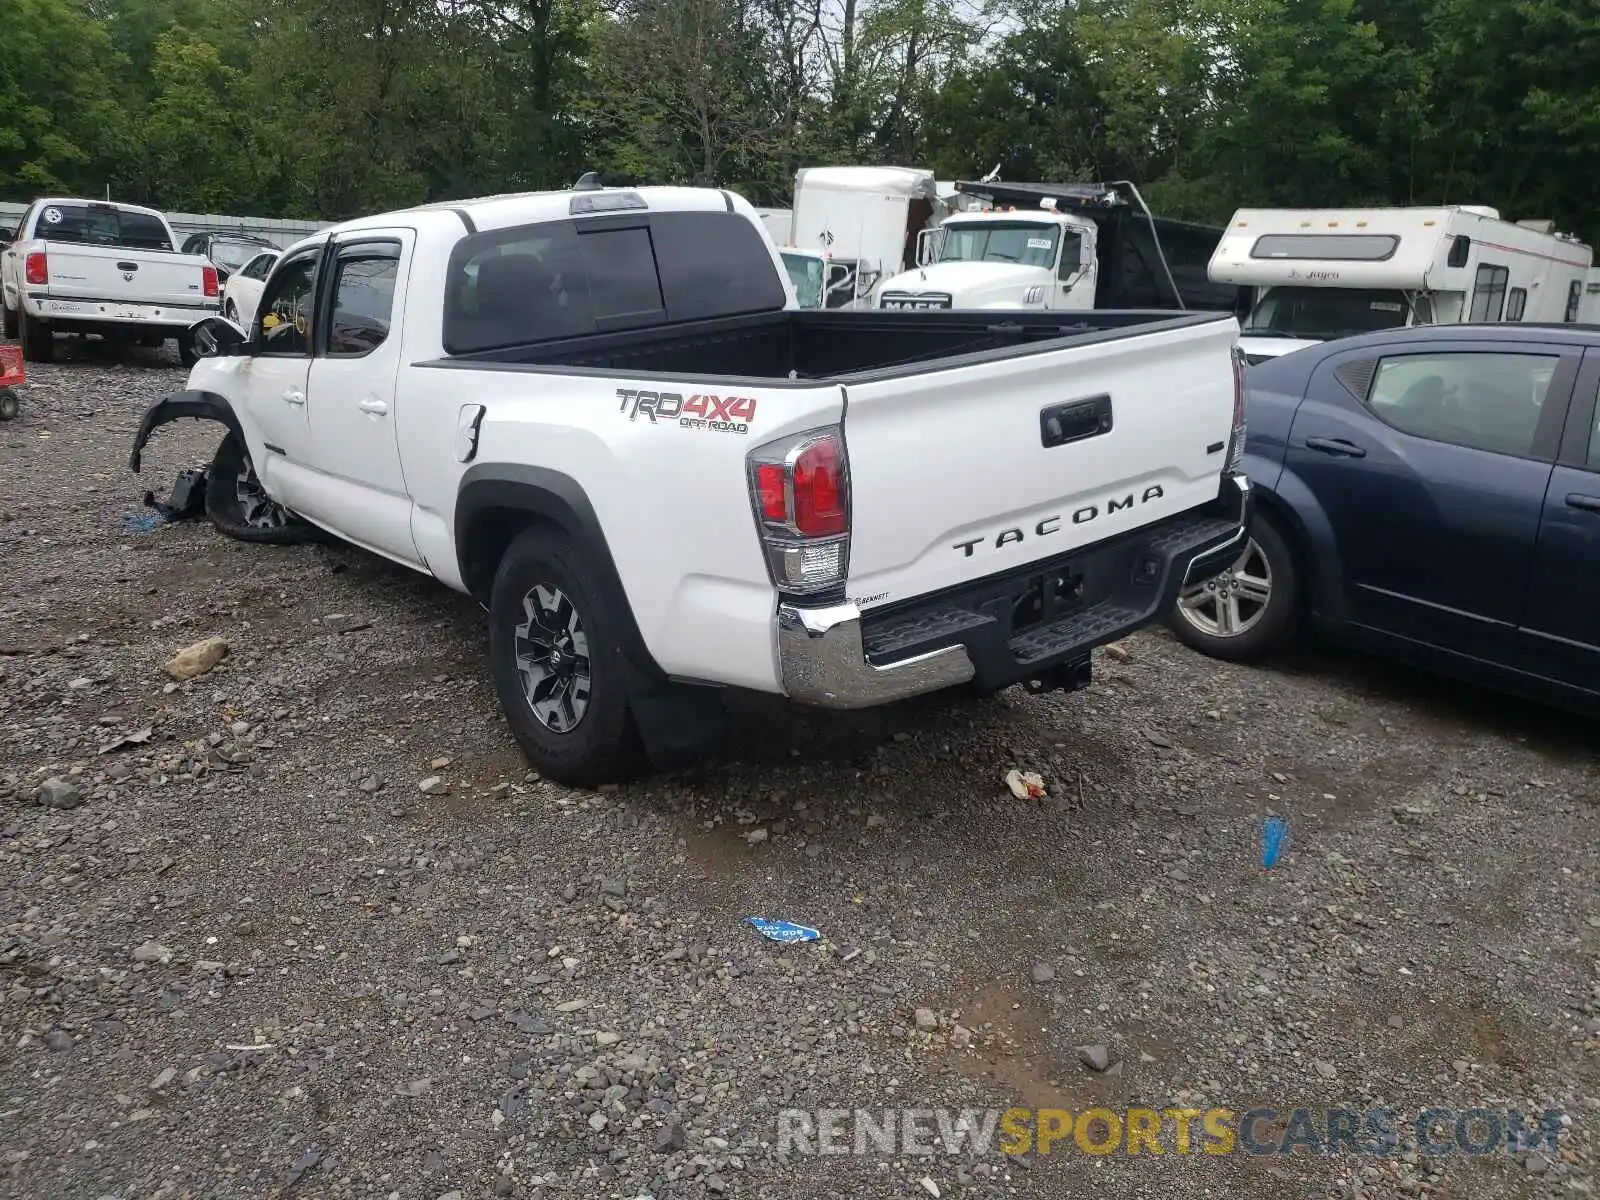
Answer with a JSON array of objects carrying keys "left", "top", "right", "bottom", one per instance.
[
  {"left": 328, "top": 246, "right": 400, "bottom": 357},
  {"left": 255, "top": 253, "right": 318, "bottom": 355},
  {"left": 1366, "top": 351, "right": 1559, "bottom": 459},
  {"left": 1589, "top": 386, "right": 1600, "bottom": 470}
]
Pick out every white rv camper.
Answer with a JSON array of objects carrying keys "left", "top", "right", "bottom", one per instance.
[
  {"left": 786, "top": 166, "right": 951, "bottom": 308},
  {"left": 1208, "top": 205, "right": 1595, "bottom": 362},
  {"left": 1580, "top": 267, "right": 1600, "bottom": 324}
]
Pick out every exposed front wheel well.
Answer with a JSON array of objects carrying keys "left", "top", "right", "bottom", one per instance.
[{"left": 129, "top": 390, "right": 248, "bottom": 474}]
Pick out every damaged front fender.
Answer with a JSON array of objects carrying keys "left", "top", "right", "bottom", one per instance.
[{"left": 129, "top": 389, "right": 246, "bottom": 474}]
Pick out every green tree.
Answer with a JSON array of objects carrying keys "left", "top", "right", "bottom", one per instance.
[{"left": 0, "top": 0, "right": 126, "bottom": 195}]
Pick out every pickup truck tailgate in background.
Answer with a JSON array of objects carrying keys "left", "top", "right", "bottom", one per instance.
[
  {"left": 840, "top": 317, "right": 1239, "bottom": 608},
  {"left": 36, "top": 243, "right": 208, "bottom": 308}
]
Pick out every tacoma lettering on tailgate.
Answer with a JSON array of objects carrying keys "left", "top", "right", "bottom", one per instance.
[
  {"left": 952, "top": 486, "right": 1166, "bottom": 557},
  {"left": 617, "top": 389, "right": 756, "bottom": 435}
]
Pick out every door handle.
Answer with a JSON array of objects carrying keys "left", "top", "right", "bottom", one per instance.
[
  {"left": 282, "top": 388, "right": 305, "bottom": 406},
  {"left": 358, "top": 397, "right": 389, "bottom": 416},
  {"left": 1304, "top": 436, "right": 1367, "bottom": 458},
  {"left": 1566, "top": 493, "right": 1600, "bottom": 513}
]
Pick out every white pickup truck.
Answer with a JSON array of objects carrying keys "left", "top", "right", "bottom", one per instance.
[
  {"left": 127, "top": 183, "right": 1252, "bottom": 786},
  {"left": 1, "top": 198, "right": 220, "bottom": 363}
]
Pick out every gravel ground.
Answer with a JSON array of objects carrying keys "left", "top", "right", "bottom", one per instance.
[{"left": 2, "top": 344, "right": 1598, "bottom": 1200}]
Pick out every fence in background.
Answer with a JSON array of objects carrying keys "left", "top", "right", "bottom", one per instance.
[{"left": 0, "top": 201, "right": 332, "bottom": 248}]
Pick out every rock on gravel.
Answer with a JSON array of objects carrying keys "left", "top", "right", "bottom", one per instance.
[
  {"left": 37, "top": 776, "right": 84, "bottom": 808},
  {"left": 162, "top": 634, "right": 229, "bottom": 680},
  {"left": 1077, "top": 1043, "right": 1112, "bottom": 1072}
]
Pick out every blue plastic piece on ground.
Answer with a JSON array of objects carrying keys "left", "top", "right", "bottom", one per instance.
[
  {"left": 746, "top": 917, "right": 821, "bottom": 943},
  {"left": 1261, "top": 817, "right": 1288, "bottom": 869},
  {"left": 121, "top": 512, "right": 163, "bottom": 532}
]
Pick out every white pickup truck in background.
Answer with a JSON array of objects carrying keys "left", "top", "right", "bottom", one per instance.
[
  {"left": 0, "top": 198, "right": 220, "bottom": 363},
  {"left": 128, "top": 182, "right": 1251, "bottom": 786}
]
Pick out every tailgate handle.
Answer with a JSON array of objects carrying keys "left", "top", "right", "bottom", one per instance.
[
  {"left": 116, "top": 261, "right": 139, "bottom": 273},
  {"left": 1040, "top": 394, "right": 1113, "bottom": 449}
]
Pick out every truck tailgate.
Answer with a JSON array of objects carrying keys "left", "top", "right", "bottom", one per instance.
[
  {"left": 39, "top": 243, "right": 210, "bottom": 307},
  {"left": 841, "top": 316, "right": 1239, "bottom": 607}
]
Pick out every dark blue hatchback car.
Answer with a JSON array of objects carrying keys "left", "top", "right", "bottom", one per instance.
[{"left": 1168, "top": 323, "right": 1600, "bottom": 715}]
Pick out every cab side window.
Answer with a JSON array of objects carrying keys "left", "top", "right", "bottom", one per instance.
[
  {"left": 1057, "top": 232, "right": 1083, "bottom": 280},
  {"left": 255, "top": 252, "right": 318, "bottom": 355},
  {"left": 327, "top": 244, "right": 400, "bottom": 357}
]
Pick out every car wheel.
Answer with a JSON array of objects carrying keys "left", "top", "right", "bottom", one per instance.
[
  {"left": 0, "top": 388, "right": 17, "bottom": 420},
  {"left": 1168, "top": 510, "right": 1301, "bottom": 662},
  {"left": 2, "top": 302, "right": 16, "bottom": 339},
  {"left": 177, "top": 330, "right": 200, "bottom": 367},
  {"left": 224, "top": 301, "right": 238, "bottom": 323},
  {"left": 18, "top": 309, "right": 52, "bottom": 363},
  {"left": 488, "top": 528, "right": 645, "bottom": 788},
  {"left": 204, "top": 431, "right": 313, "bottom": 545}
]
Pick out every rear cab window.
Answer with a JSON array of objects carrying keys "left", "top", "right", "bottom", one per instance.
[
  {"left": 442, "top": 209, "right": 787, "bottom": 354},
  {"left": 34, "top": 203, "right": 173, "bottom": 251}
]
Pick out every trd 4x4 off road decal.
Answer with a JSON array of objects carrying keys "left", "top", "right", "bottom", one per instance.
[{"left": 617, "top": 389, "right": 756, "bottom": 435}]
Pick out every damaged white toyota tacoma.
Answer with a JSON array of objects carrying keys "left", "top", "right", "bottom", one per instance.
[{"left": 128, "top": 182, "right": 1252, "bottom": 786}]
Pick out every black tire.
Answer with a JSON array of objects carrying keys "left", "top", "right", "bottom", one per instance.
[
  {"left": 488, "top": 527, "right": 645, "bottom": 788},
  {"left": 18, "top": 308, "right": 52, "bottom": 363},
  {"left": 177, "top": 330, "right": 199, "bottom": 367},
  {"left": 224, "top": 301, "right": 238, "bottom": 323},
  {"left": 0, "top": 388, "right": 16, "bottom": 420},
  {"left": 1167, "top": 509, "right": 1302, "bottom": 662},
  {"left": 204, "top": 431, "right": 312, "bottom": 545},
  {"left": 2, "top": 302, "right": 16, "bottom": 338}
]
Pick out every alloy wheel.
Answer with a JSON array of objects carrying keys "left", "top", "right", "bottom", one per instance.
[
  {"left": 514, "top": 584, "right": 592, "bottom": 733},
  {"left": 234, "top": 459, "right": 288, "bottom": 529},
  {"left": 1176, "top": 538, "right": 1273, "bottom": 638}
]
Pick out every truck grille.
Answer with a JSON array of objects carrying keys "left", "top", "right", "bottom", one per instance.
[{"left": 879, "top": 291, "right": 952, "bottom": 311}]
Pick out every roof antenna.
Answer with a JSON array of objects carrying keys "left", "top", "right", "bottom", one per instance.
[{"left": 573, "top": 171, "right": 603, "bottom": 191}]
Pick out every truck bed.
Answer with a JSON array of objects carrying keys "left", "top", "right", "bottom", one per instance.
[{"left": 432, "top": 308, "right": 1231, "bottom": 384}]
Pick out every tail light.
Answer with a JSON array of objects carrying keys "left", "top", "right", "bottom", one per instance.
[
  {"left": 24, "top": 252, "right": 47, "bottom": 286},
  {"left": 747, "top": 426, "right": 850, "bottom": 594},
  {"left": 202, "top": 266, "right": 219, "bottom": 298},
  {"left": 1225, "top": 345, "right": 1247, "bottom": 472}
]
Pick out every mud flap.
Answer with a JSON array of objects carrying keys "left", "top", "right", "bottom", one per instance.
[{"left": 626, "top": 672, "right": 729, "bottom": 773}]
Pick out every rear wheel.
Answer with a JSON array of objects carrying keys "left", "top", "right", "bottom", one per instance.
[
  {"left": 0, "top": 389, "right": 17, "bottom": 420},
  {"left": 18, "top": 309, "right": 52, "bottom": 363},
  {"left": 488, "top": 528, "right": 645, "bottom": 788},
  {"left": 1168, "top": 510, "right": 1301, "bottom": 661},
  {"left": 177, "top": 330, "right": 199, "bottom": 367},
  {"left": 204, "top": 431, "right": 312, "bottom": 545}
]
